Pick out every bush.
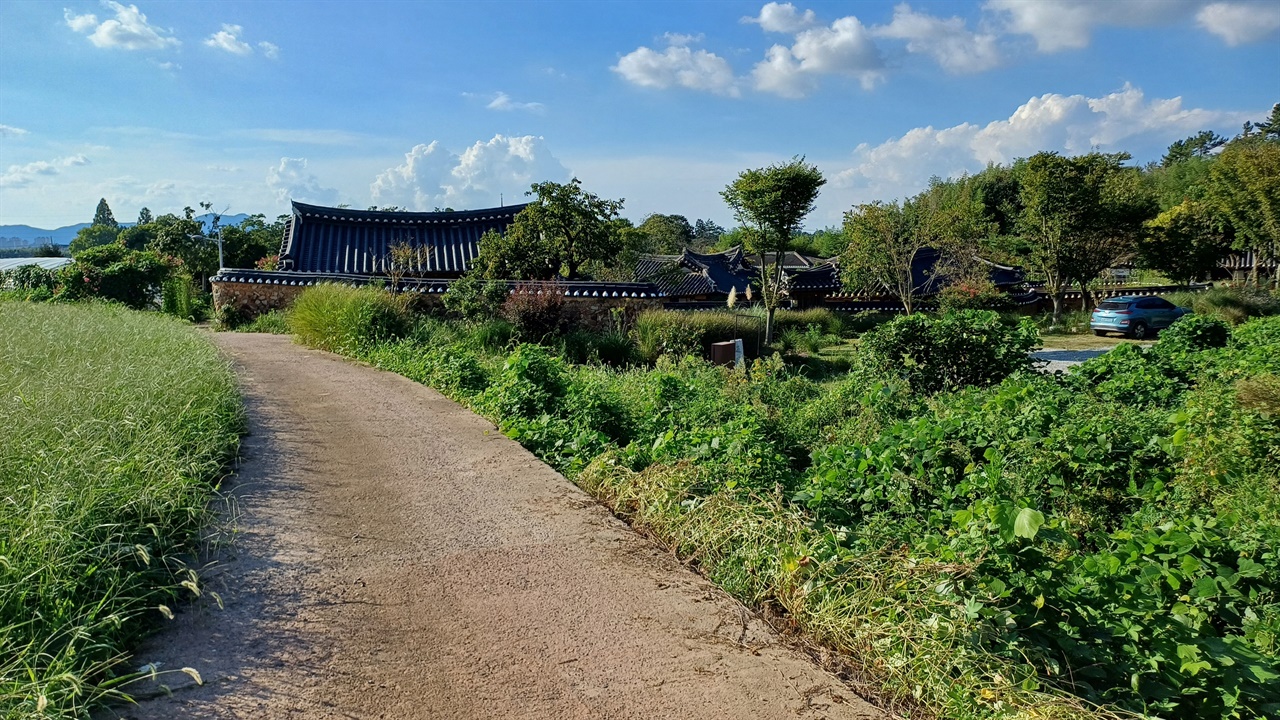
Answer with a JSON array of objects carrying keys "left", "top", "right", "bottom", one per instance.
[
  {"left": 937, "top": 279, "right": 1016, "bottom": 313},
  {"left": 502, "top": 283, "right": 569, "bottom": 342},
  {"left": 1156, "top": 314, "right": 1231, "bottom": 355},
  {"left": 160, "top": 272, "right": 209, "bottom": 322},
  {"left": 55, "top": 246, "right": 174, "bottom": 309},
  {"left": 470, "top": 318, "right": 516, "bottom": 352},
  {"left": 476, "top": 344, "right": 569, "bottom": 420},
  {"left": 288, "top": 283, "right": 412, "bottom": 354},
  {"left": 858, "top": 310, "right": 1040, "bottom": 394},
  {"left": 443, "top": 272, "right": 509, "bottom": 320}
]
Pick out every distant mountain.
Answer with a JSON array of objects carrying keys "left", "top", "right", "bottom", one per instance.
[{"left": 0, "top": 213, "right": 254, "bottom": 247}]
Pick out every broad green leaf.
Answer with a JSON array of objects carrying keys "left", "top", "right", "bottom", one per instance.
[{"left": 1013, "top": 508, "right": 1045, "bottom": 540}]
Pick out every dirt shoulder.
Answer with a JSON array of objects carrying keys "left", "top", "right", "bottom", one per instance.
[{"left": 108, "top": 333, "right": 885, "bottom": 720}]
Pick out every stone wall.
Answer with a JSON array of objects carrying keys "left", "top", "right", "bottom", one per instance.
[
  {"left": 212, "top": 280, "right": 309, "bottom": 320},
  {"left": 212, "top": 279, "right": 662, "bottom": 329}
]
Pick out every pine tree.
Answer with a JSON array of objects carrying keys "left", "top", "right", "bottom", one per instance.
[
  {"left": 137, "top": 207, "right": 154, "bottom": 225},
  {"left": 92, "top": 198, "right": 119, "bottom": 228}
]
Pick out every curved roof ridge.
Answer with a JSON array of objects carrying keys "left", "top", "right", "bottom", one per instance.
[{"left": 291, "top": 200, "right": 529, "bottom": 222}]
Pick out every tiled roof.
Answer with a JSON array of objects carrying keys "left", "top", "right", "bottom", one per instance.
[
  {"left": 279, "top": 201, "right": 528, "bottom": 275},
  {"left": 634, "top": 246, "right": 756, "bottom": 297},
  {"left": 211, "top": 269, "right": 662, "bottom": 298}
]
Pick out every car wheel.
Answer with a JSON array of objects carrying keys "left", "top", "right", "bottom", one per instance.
[
  {"left": 1094, "top": 330, "right": 1108, "bottom": 337},
  {"left": 1129, "top": 322, "right": 1149, "bottom": 340}
]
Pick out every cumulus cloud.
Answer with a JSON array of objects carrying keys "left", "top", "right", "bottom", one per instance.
[
  {"left": 0, "top": 125, "right": 29, "bottom": 138},
  {"left": 612, "top": 41, "right": 740, "bottom": 96},
  {"left": 64, "top": 2, "right": 179, "bottom": 51},
  {"left": 370, "top": 135, "right": 570, "bottom": 211},
  {"left": 486, "top": 92, "right": 545, "bottom": 113},
  {"left": 752, "top": 15, "right": 884, "bottom": 97},
  {"left": 1197, "top": 2, "right": 1280, "bottom": 45},
  {"left": 834, "top": 84, "right": 1252, "bottom": 203},
  {"left": 258, "top": 41, "right": 280, "bottom": 58},
  {"left": 204, "top": 24, "right": 252, "bottom": 55},
  {"left": 0, "top": 155, "right": 89, "bottom": 188},
  {"left": 873, "top": 3, "right": 1001, "bottom": 74},
  {"left": 662, "top": 32, "right": 705, "bottom": 46},
  {"left": 266, "top": 157, "right": 339, "bottom": 205},
  {"left": 743, "top": 2, "right": 818, "bottom": 33},
  {"left": 984, "top": 0, "right": 1201, "bottom": 52}
]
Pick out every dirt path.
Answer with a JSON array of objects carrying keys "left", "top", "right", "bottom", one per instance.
[{"left": 109, "top": 333, "right": 885, "bottom": 720}]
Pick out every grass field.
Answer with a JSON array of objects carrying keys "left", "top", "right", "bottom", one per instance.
[{"left": 0, "top": 302, "right": 242, "bottom": 717}]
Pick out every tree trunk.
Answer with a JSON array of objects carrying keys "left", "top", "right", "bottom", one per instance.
[
  {"left": 1051, "top": 291, "right": 1065, "bottom": 327},
  {"left": 765, "top": 305, "right": 776, "bottom": 346}
]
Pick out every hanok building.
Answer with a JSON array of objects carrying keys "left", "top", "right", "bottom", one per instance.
[{"left": 211, "top": 201, "right": 661, "bottom": 318}]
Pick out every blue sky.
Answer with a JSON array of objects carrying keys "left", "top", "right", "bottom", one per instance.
[{"left": 1, "top": 0, "right": 1277, "bottom": 230}]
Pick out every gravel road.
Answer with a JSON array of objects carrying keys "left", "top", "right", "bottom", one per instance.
[
  {"left": 1032, "top": 348, "right": 1110, "bottom": 373},
  {"left": 108, "top": 333, "right": 884, "bottom": 720}
]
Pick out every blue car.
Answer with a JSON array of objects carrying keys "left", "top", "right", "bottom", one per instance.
[{"left": 1090, "top": 295, "right": 1190, "bottom": 339}]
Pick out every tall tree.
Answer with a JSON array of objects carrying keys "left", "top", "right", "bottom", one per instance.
[
  {"left": 1014, "top": 153, "right": 1093, "bottom": 325},
  {"left": 1161, "top": 131, "right": 1227, "bottom": 167},
  {"left": 68, "top": 224, "right": 120, "bottom": 255},
  {"left": 218, "top": 214, "right": 288, "bottom": 268},
  {"left": 721, "top": 157, "right": 825, "bottom": 343},
  {"left": 137, "top": 207, "right": 154, "bottom": 225},
  {"left": 1063, "top": 156, "right": 1157, "bottom": 310},
  {"left": 637, "top": 213, "right": 695, "bottom": 254},
  {"left": 1138, "top": 200, "right": 1231, "bottom": 285},
  {"left": 148, "top": 209, "right": 216, "bottom": 286},
  {"left": 841, "top": 200, "right": 924, "bottom": 314},
  {"left": 92, "top": 198, "right": 119, "bottom": 229},
  {"left": 692, "top": 218, "right": 726, "bottom": 247},
  {"left": 473, "top": 178, "right": 624, "bottom": 280},
  {"left": 1208, "top": 138, "right": 1280, "bottom": 285},
  {"left": 841, "top": 178, "right": 991, "bottom": 314}
]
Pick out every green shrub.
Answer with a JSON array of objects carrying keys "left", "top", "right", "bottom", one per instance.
[
  {"left": 937, "top": 279, "right": 1016, "bottom": 313},
  {"left": 160, "top": 272, "right": 209, "bottom": 322},
  {"left": 443, "top": 272, "right": 508, "bottom": 320},
  {"left": 476, "top": 344, "right": 569, "bottom": 420},
  {"left": 1159, "top": 314, "right": 1232, "bottom": 353},
  {"left": 55, "top": 246, "right": 174, "bottom": 309},
  {"left": 859, "top": 310, "right": 1040, "bottom": 394},
  {"left": 288, "top": 283, "right": 412, "bottom": 354}
]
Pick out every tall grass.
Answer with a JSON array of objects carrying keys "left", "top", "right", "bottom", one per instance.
[
  {"left": 1162, "top": 286, "right": 1280, "bottom": 325},
  {"left": 0, "top": 302, "right": 242, "bottom": 717},
  {"left": 287, "top": 282, "right": 412, "bottom": 353}
]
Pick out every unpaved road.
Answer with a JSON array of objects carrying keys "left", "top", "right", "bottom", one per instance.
[{"left": 109, "top": 333, "right": 884, "bottom": 720}]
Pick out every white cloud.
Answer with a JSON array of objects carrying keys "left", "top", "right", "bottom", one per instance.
[
  {"left": 0, "top": 125, "right": 29, "bottom": 138},
  {"left": 752, "top": 15, "right": 884, "bottom": 96},
  {"left": 613, "top": 43, "right": 740, "bottom": 96},
  {"left": 833, "top": 84, "right": 1253, "bottom": 204},
  {"left": 64, "top": 2, "right": 179, "bottom": 51},
  {"left": 662, "top": 32, "right": 705, "bottom": 46},
  {"left": 258, "top": 41, "right": 280, "bottom": 59},
  {"left": 266, "top": 157, "right": 339, "bottom": 205},
  {"left": 1, "top": 155, "right": 89, "bottom": 188},
  {"left": 486, "top": 92, "right": 545, "bottom": 113},
  {"left": 873, "top": 3, "right": 1001, "bottom": 74},
  {"left": 204, "top": 24, "right": 252, "bottom": 55},
  {"left": 1197, "top": 2, "right": 1280, "bottom": 45},
  {"left": 743, "top": 2, "right": 818, "bottom": 33},
  {"left": 370, "top": 135, "right": 570, "bottom": 211},
  {"left": 984, "top": 0, "right": 1198, "bottom": 52}
]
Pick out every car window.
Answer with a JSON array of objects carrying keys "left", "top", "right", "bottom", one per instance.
[
  {"left": 1099, "top": 301, "right": 1128, "bottom": 310},
  {"left": 1136, "top": 298, "right": 1158, "bottom": 309},
  {"left": 1150, "top": 298, "right": 1175, "bottom": 309}
]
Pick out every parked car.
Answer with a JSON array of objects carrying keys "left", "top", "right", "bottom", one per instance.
[{"left": 1090, "top": 296, "right": 1189, "bottom": 339}]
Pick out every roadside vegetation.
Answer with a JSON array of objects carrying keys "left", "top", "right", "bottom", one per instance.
[
  {"left": 281, "top": 281, "right": 1279, "bottom": 719},
  {"left": 0, "top": 302, "right": 242, "bottom": 718}
]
